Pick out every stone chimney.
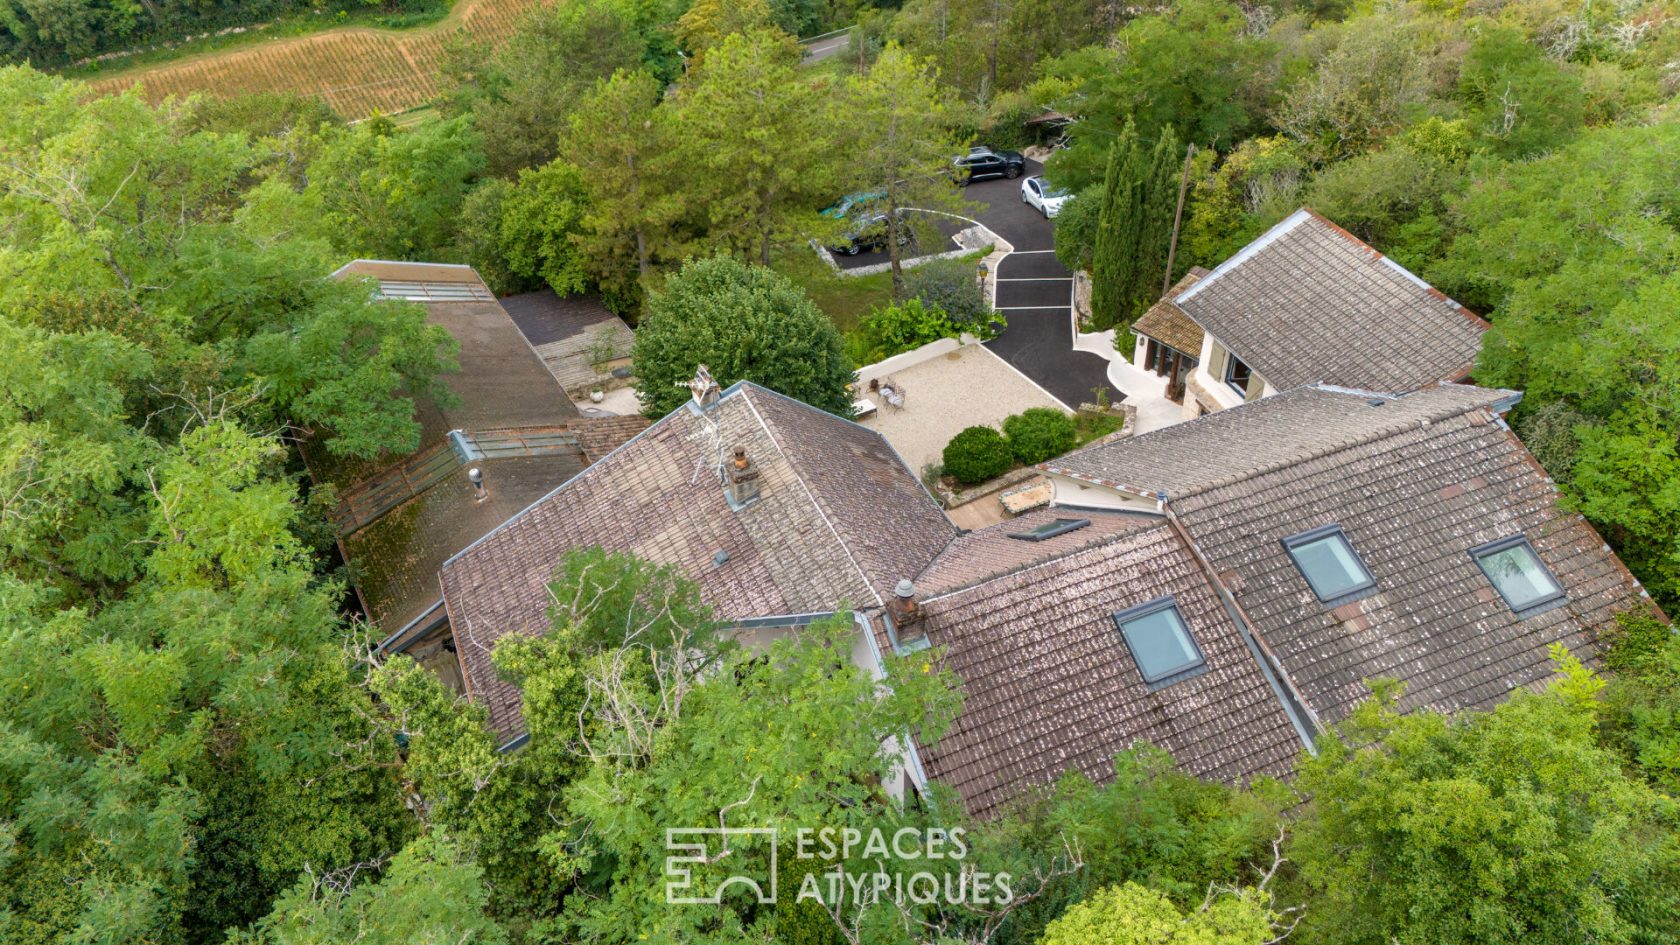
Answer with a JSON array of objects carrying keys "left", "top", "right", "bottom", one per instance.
[
  {"left": 888, "top": 579, "right": 928, "bottom": 650},
  {"left": 726, "top": 445, "right": 761, "bottom": 508}
]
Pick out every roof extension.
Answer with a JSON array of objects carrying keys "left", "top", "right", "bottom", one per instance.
[
  {"left": 1132, "top": 267, "right": 1209, "bottom": 356},
  {"left": 1173, "top": 209, "right": 1488, "bottom": 393}
]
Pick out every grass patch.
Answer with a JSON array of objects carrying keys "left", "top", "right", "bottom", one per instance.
[
  {"left": 772, "top": 250, "right": 895, "bottom": 334},
  {"left": 1073, "top": 408, "right": 1125, "bottom": 446}
]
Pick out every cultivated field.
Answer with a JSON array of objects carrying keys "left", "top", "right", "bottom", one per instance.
[{"left": 88, "top": 0, "right": 542, "bottom": 118}]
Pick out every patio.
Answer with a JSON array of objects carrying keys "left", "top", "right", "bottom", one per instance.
[{"left": 853, "top": 338, "right": 1067, "bottom": 475}]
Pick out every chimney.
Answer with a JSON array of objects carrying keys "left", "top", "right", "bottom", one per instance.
[
  {"left": 887, "top": 575, "right": 927, "bottom": 625},
  {"left": 726, "top": 445, "right": 761, "bottom": 507},
  {"left": 468, "top": 466, "right": 487, "bottom": 503}
]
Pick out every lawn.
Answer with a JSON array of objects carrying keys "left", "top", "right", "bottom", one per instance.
[{"left": 772, "top": 250, "right": 896, "bottom": 334}]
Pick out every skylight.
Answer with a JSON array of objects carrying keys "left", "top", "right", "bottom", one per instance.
[
  {"left": 1008, "top": 518, "right": 1090, "bottom": 542},
  {"left": 1281, "top": 525, "right": 1376, "bottom": 603},
  {"left": 1471, "top": 536, "right": 1565, "bottom": 616},
  {"left": 1112, "top": 597, "right": 1206, "bottom": 686}
]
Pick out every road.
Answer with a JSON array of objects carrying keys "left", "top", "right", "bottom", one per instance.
[
  {"left": 969, "top": 163, "right": 1122, "bottom": 409},
  {"left": 800, "top": 29, "right": 853, "bottom": 64}
]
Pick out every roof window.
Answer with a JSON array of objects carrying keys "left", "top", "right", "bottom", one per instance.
[
  {"left": 1281, "top": 525, "right": 1376, "bottom": 604},
  {"left": 1470, "top": 536, "right": 1565, "bottom": 617},
  {"left": 1008, "top": 518, "right": 1090, "bottom": 542},
  {"left": 1113, "top": 597, "right": 1206, "bottom": 687}
]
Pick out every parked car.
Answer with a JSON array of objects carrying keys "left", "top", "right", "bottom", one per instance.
[
  {"left": 1021, "top": 176, "right": 1072, "bottom": 218},
  {"left": 954, "top": 146, "right": 1025, "bottom": 184},
  {"left": 822, "top": 194, "right": 916, "bottom": 256},
  {"left": 822, "top": 192, "right": 890, "bottom": 255}
]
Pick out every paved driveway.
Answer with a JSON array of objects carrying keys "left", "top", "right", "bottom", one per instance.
[
  {"left": 968, "top": 162, "right": 1122, "bottom": 408},
  {"left": 824, "top": 160, "right": 1121, "bottom": 408}
]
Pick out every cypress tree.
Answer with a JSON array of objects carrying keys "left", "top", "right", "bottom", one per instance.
[
  {"left": 1128, "top": 124, "right": 1184, "bottom": 329},
  {"left": 1090, "top": 121, "right": 1142, "bottom": 331}
]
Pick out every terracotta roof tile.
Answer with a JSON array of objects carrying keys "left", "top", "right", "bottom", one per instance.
[
  {"left": 1173, "top": 210, "right": 1488, "bottom": 392},
  {"left": 439, "top": 383, "right": 955, "bottom": 743},
  {"left": 1132, "top": 268, "right": 1208, "bottom": 355},
  {"left": 911, "top": 523, "right": 1304, "bottom": 817}
]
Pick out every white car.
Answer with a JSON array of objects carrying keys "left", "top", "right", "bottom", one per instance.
[{"left": 1021, "top": 176, "right": 1072, "bottom": 218}]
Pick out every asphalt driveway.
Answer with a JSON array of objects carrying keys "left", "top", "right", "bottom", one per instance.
[
  {"left": 969, "top": 161, "right": 1121, "bottom": 409},
  {"left": 823, "top": 159, "right": 1120, "bottom": 408}
]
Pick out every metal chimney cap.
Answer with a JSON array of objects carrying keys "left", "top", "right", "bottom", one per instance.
[
  {"left": 894, "top": 579, "right": 916, "bottom": 599},
  {"left": 468, "top": 467, "right": 483, "bottom": 485},
  {"left": 713, "top": 549, "right": 730, "bottom": 567}
]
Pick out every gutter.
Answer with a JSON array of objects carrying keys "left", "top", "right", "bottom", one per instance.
[{"left": 1163, "top": 510, "right": 1321, "bottom": 751}]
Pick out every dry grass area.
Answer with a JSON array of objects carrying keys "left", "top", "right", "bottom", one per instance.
[{"left": 88, "top": 0, "right": 541, "bottom": 118}]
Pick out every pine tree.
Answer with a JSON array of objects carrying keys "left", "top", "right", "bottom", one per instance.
[{"left": 1090, "top": 122, "right": 1142, "bottom": 331}]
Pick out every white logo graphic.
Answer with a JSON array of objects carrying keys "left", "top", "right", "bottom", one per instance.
[{"left": 664, "top": 827, "right": 779, "bottom": 904}]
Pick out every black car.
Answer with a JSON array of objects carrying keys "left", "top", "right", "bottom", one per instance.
[{"left": 954, "top": 146, "right": 1025, "bottom": 184}]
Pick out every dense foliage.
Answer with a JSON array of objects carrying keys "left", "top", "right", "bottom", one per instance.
[
  {"left": 1002, "top": 407, "right": 1076, "bottom": 465},
  {"left": 942, "top": 424, "right": 1013, "bottom": 485},
  {"left": 631, "top": 255, "right": 856, "bottom": 417}
]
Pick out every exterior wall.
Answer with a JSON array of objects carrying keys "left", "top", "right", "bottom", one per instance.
[
  {"left": 1187, "top": 334, "right": 1269, "bottom": 418},
  {"left": 1045, "top": 472, "right": 1163, "bottom": 513}
]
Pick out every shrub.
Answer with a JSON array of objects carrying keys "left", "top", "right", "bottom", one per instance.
[
  {"left": 1003, "top": 407, "right": 1077, "bottom": 464},
  {"left": 1053, "top": 183, "right": 1103, "bottom": 273},
  {"left": 942, "top": 426, "right": 1013, "bottom": 485},
  {"left": 902, "top": 257, "right": 996, "bottom": 336},
  {"left": 847, "top": 298, "right": 960, "bottom": 365}
]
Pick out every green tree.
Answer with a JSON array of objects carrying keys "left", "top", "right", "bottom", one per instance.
[
  {"left": 495, "top": 160, "right": 593, "bottom": 297},
  {"left": 668, "top": 29, "right": 841, "bottom": 265},
  {"left": 1041, "top": 0, "right": 1274, "bottom": 188},
  {"left": 1089, "top": 124, "right": 1142, "bottom": 332},
  {"left": 842, "top": 43, "right": 972, "bottom": 296},
  {"left": 1288, "top": 653, "right": 1680, "bottom": 945},
  {"left": 235, "top": 835, "right": 506, "bottom": 945},
  {"left": 631, "top": 256, "right": 854, "bottom": 417},
  {"left": 1038, "top": 882, "right": 1281, "bottom": 945},
  {"left": 561, "top": 68, "right": 682, "bottom": 302},
  {"left": 443, "top": 0, "right": 646, "bottom": 177},
  {"left": 303, "top": 115, "right": 487, "bottom": 261}
]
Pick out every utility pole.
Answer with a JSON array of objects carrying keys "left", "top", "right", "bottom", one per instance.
[{"left": 1162, "top": 142, "right": 1196, "bottom": 299}]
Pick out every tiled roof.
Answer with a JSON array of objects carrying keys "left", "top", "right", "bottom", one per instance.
[
  {"left": 1132, "top": 268, "right": 1208, "bottom": 355},
  {"left": 1170, "top": 409, "right": 1654, "bottom": 724},
  {"left": 910, "top": 520, "right": 1305, "bottom": 817},
  {"left": 344, "top": 417, "right": 648, "bottom": 633},
  {"left": 916, "top": 508, "right": 1157, "bottom": 596},
  {"left": 439, "top": 383, "right": 956, "bottom": 742},
  {"left": 1044, "top": 383, "right": 1520, "bottom": 501},
  {"left": 1173, "top": 209, "right": 1488, "bottom": 392}
]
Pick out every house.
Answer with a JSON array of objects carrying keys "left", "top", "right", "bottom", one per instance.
[
  {"left": 407, "top": 367, "right": 1659, "bottom": 817},
  {"left": 1042, "top": 383, "right": 1658, "bottom": 726},
  {"left": 307, "top": 261, "right": 647, "bottom": 684},
  {"left": 1130, "top": 209, "right": 1489, "bottom": 419}
]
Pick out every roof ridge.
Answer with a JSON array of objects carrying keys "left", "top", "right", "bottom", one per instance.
[
  {"left": 1167, "top": 400, "right": 1498, "bottom": 503},
  {"left": 737, "top": 387, "right": 886, "bottom": 609},
  {"left": 919, "top": 520, "right": 1172, "bottom": 605},
  {"left": 1044, "top": 384, "right": 1519, "bottom": 500}
]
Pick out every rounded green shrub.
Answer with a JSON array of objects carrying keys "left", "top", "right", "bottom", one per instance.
[
  {"left": 1003, "top": 407, "right": 1078, "bottom": 464},
  {"left": 942, "top": 425, "right": 1013, "bottom": 485}
]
